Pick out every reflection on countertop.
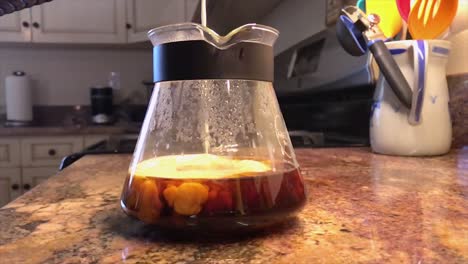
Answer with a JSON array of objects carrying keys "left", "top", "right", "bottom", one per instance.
[{"left": 0, "top": 148, "right": 466, "bottom": 263}]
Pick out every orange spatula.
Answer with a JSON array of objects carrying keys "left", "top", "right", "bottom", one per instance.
[{"left": 408, "top": 0, "right": 458, "bottom": 39}]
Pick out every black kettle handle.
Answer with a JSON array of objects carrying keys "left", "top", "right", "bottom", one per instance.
[{"left": 368, "top": 40, "right": 413, "bottom": 108}]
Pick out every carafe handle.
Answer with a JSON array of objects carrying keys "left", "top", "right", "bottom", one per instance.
[{"left": 408, "top": 40, "right": 428, "bottom": 125}]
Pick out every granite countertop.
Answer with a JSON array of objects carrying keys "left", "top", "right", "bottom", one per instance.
[{"left": 0, "top": 148, "right": 466, "bottom": 263}]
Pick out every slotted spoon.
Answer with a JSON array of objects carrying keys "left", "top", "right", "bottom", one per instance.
[{"left": 408, "top": 0, "right": 458, "bottom": 39}]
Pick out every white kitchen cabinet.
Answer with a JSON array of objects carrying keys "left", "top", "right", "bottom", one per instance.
[
  {"left": 30, "top": 0, "right": 127, "bottom": 43},
  {"left": 0, "top": 0, "right": 193, "bottom": 44},
  {"left": 21, "top": 137, "right": 83, "bottom": 167},
  {"left": 0, "top": 139, "right": 21, "bottom": 168},
  {"left": 0, "top": 10, "right": 31, "bottom": 42},
  {"left": 0, "top": 168, "right": 22, "bottom": 208},
  {"left": 0, "top": 134, "right": 121, "bottom": 206},
  {"left": 126, "top": 0, "right": 185, "bottom": 42},
  {"left": 22, "top": 167, "right": 58, "bottom": 192}
]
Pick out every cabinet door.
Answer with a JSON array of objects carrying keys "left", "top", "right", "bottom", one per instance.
[
  {"left": 21, "top": 137, "right": 84, "bottom": 167},
  {"left": 31, "top": 0, "right": 126, "bottom": 43},
  {"left": 0, "top": 10, "right": 31, "bottom": 42},
  {"left": 22, "top": 167, "right": 58, "bottom": 193},
  {"left": 127, "top": 0, "right": 185, "bottom": 43},
  {"left": 0, "top": 168, "right": 22, "bottom": 208},
  {"left": 0, "top": 139, "right": 21, "bottom": 168}
]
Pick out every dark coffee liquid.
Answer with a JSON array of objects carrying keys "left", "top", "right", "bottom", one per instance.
[{"left": 121, "top": 156, "right": 306, "bottom": 232}]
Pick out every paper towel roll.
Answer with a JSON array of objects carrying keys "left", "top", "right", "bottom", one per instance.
[{"left": 5, "top": 71, "right": 33, "bottom": 122}]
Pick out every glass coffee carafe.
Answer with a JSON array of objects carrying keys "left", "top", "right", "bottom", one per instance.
[{"left": 120, "top": 23, "right": 307, "bottom": 233}]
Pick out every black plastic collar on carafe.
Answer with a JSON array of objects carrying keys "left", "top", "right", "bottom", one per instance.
[{"left": 153, "top": 40, "right": 274, "bottom": 82}]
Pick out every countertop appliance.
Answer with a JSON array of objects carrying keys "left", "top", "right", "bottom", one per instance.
[
  {"left": 90, "top": 86, "right": 113, "bottom": 125},
  {"left": 5, "top": 71, "right": 33, "bottom": 127}
]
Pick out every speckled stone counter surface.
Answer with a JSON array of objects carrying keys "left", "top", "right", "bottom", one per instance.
[{"left": 0, "top": 148, "right": 467, "bottom": 263}]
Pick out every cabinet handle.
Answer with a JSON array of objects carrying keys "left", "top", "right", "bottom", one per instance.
[
  {"left": 22, "top": 21, "right": 30, "bottom": 28},
  {"left": 23, "top": 184, "right": 31, "bottom": 190},
  {"left": 126, "top": 23, "right": 132, "bottom": 29},
  {"left": 11, "top": 184, "right": 19, "bottom": 190},
  {"left": 32, "top": 22, "right": 40, "bottom": 29},
  {"left": 48, "top": 149, "right": 56, "bottom": 156}
]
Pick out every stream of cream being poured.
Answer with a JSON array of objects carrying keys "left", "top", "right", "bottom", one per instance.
[{"left": 201, "top": 0, "right": 207, "bottom": 27}]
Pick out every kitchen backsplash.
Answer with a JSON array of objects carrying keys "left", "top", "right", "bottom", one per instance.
[
  {"left": 0, "top": 45, "right": 152, "bottom": 110},
  {"left": 448, "top": 73, "right": 468, "bottom": 148}
]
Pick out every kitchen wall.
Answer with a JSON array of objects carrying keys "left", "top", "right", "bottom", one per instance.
[
  {"left": 0, "top": 45, "right": 152, "bottom": 109},
  {"left": 260, "top": 0, "right": 326, "bottom": 55}
]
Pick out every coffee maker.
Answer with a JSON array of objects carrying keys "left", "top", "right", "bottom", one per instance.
[{"left": 90, "top": 86, "right": 113, "bottom": 125}]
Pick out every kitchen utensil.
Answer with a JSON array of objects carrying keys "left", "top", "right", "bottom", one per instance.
[
  {"left": 5, "top": 71, "right": 33, "bottom": 126},
  {"left": 90, "top": 86, "right": 113, "bottom": 125},
  {"left": 366, "top": 0, "right": 403, "bottom": 38},
  {"left": 120, "top": 23, "right": 306, "bottom": 233},
  {"left": 357, "top": 0, "right": 366, "bottom": 12},
  {"left": 371, "top": 40, "right": 452, "bottom": 156},
  {"left": 396, "top": 0, "right": 411, "bottom": 22},
  {"left": 408, "top": 0, "right": 458, "bottom": 39},
  {"left": 336, "top": 6, "right": 413, "bottom": 108},
  {"left": 336, "top": 15, "right": 367, "bottom": 56}
]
